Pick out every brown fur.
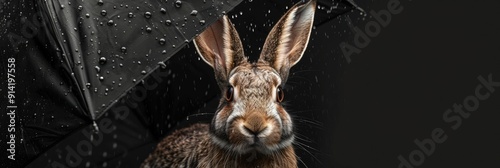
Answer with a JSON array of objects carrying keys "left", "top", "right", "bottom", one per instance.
[
  {"left": 142, "top": 1, "right": 316, "bottom": 167},
  {"left": 141, "top": 123, "right": 296, "bottom": 168}
]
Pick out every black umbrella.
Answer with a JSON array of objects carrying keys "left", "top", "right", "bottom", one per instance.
[{"left": 1, "top": 0, "right": 360, "bottom": 167}]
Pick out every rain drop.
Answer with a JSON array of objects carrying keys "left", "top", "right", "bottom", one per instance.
[
  {"left": 60, "top": 5, "right": 65, "bottom": 9},
  {"left": 101, "top": 10, "right": 107, "bottom": 16},
  {"left": 85, "top": 13, "right": 90, "bottom": 18},
  {"left": 95, "top": 66, "right": 101, "bottom": 72},
  {"left": 158, "top": 62, "right": 167, "bottom": 69},
  {"left": 146, "top": 27, "right": 152, "bottom": 33},
  {"left": 190, "top": 10, "right": 198, "bottom": 16},
  {"left": 99, "top": 57, "right": 107, "bottom": 64},
  {"left": 141, "top": 70, "right": 147, "bottom": 75},
  {"left": 165, "top": 20, "right": 172, "bottom": 26},
  {"left": 121, "top": 46, "right": 127, "bottom": 53},
  {"left": 159, "top": 38, "right": 166, "bottom": 45},
  {"left": 175, "top": 0, "right": 182, "bottom": 8},
  {"left": 99, "top": 76, "right": 104, "bottom": 81},
  {"left": 162, "top": 50, "right": 167, "bottom": 54},
  {"left": 86, "top": 83, "right": 91, "bottom": 88},
  {"left": 160, "top": 8, "right": 167, "bottom": 14},
  {"left": 199, "top": 20, "right": 205, "bottom": 25},
  {"left": 128, "top": 12, "right": 134, "bottom": 18},
  {"left": 78, "top": 5, "right": 83, "bottom": 11},
  {"left": 98, "top": 0, "right": 104, "bottom": 6},
  {"left": 107, "top": 20, "right": 114, "bottom": 26},
  {"left": 144, "top": 12, "right": 152, "bottom": 19}
]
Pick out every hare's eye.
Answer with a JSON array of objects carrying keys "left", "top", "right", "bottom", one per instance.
[
  {"left": 225, "top": 86, "right": 234, "bottom": 102},
  {"left": 276, "top": 86, "right": 284, "bottom": 103}
]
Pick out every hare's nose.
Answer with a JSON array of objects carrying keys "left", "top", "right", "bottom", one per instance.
[
  {"left": 241, "top": 112, "right": 269, "bottom": 137},
  {"left": 243, "top": 125, "right": 267, "bottom": 136}
]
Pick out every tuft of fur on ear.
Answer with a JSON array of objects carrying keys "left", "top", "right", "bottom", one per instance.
[
  {"left": 258, "top": 0, "right": 316, "bottom": 83},
  {"left": 194, "top": 15, "right": 247, "bottom": 86}
]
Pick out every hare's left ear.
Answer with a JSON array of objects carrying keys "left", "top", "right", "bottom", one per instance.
[{"left": 259, "top": 0, "right": 316, "bottom": 82}]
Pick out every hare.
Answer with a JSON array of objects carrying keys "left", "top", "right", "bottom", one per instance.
[{"left": 141, "top": 0, "right": 316, "bottom": 167}]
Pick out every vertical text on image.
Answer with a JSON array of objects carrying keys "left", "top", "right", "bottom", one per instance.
[{"left": 6, "top": 57, "right": 17, "bottom": 160}]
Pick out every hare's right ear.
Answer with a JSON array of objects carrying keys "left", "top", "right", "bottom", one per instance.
[
  {"left": 259, "top": 0, "right": 316, "bottom": 83},
  {"left": 194, "top": 15, "right": 247, "bottom": 85}
]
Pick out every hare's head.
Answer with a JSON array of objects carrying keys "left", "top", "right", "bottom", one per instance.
[{"left": 194, "top": 0, "right": 316, "bottom": 155}]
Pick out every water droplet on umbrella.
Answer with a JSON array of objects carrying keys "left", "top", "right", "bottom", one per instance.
[
  {"left": 175, "top": 0, "right": 182, "bottom": 8},
  {"left": 86, "top": 83, "right": 91, "bottom": 88},
  {"left": 159, "top": 38, "right": 166, "bottom": 45},
  {"left": 119, "top": 63, "right": 123, "bottom": 67},
  {"left": 141, "top": 70, "right": 147, "bottom": 75},
  {"left": 137, "top": 61, "right": 142, "bottom": 65},
  {"left": 107, "top": 20, "right": 114, "bottom": 26},
  {"left": 85, "top": 13, "right": 90, "bottom": 18},
  {"left": 199, "top": 20, "right": 205, "bottom": 25},
  {"left": 121, "top": 46, "right": 127, "bottom": 53},
  {"left": 95, "top": 66, "right": 101, "bottom": 72},
  {"left": 98, "top": 0, "right": 104, "bottom": 6},
  {"left": 165, "top": 20, "right": 172, "bottom": 26},
  {"left": 101, "top": 10, "right": 107, "bottom": 16},
  {"left": 172, "top": 45, "right": 176, "bottom": 48},
  {"left": 162, "top": 50, "right": 167, "bottom": 54},
  {"left": 78, "top": 5, "right": 83, "bottom": 11},
  {"left": 158, "top": 62, "right": 167, "bottom": 69},
  {"left": 94, "top": 88, "right": 98, "bottom": 93},
  {"left": 60, "top": 5, "right": 65, "bottom": 9},
  {"left": 99, "top": 76, "right": 104, "bottom": 81},
  {"left": 146, "top": 27, "right": 152, "bottom": 33},
  {"left": 128, "top": 12, "right": 133, "bottom": 18},
  {"left": 190, "top": 10, "right": 198, "bottom": 16},
  {"left": 160, "top": 8, "right": 167, "bottom": 14},
  {"left": 99, "top": 57, "right": 107, "bottom": 64},
  {"left": 144, "top": 12, "right": 152, "bottom": 19}
]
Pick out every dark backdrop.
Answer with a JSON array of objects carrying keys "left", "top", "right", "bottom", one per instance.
[{"left": 1, "top": 0, "right": 500, "bottom": 168}]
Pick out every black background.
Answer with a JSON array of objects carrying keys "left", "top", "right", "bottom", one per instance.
[
  {"left": 1, "top": 0, "right": 500, "bottom": 167},
  {"left": 329, "top": 0, "right": 500, "bottom": 167}
]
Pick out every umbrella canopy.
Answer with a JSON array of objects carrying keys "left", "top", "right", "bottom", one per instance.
[
  {"left": 1, "top": 0, "right": 360, "bottom": 167},
  {"left": 1, "top": 0, "right": 243, "bottom": 167}
]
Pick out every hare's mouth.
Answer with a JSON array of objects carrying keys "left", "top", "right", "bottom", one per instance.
[{"left": 210, "top": 132, "right": 295, "bottom": 155}]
